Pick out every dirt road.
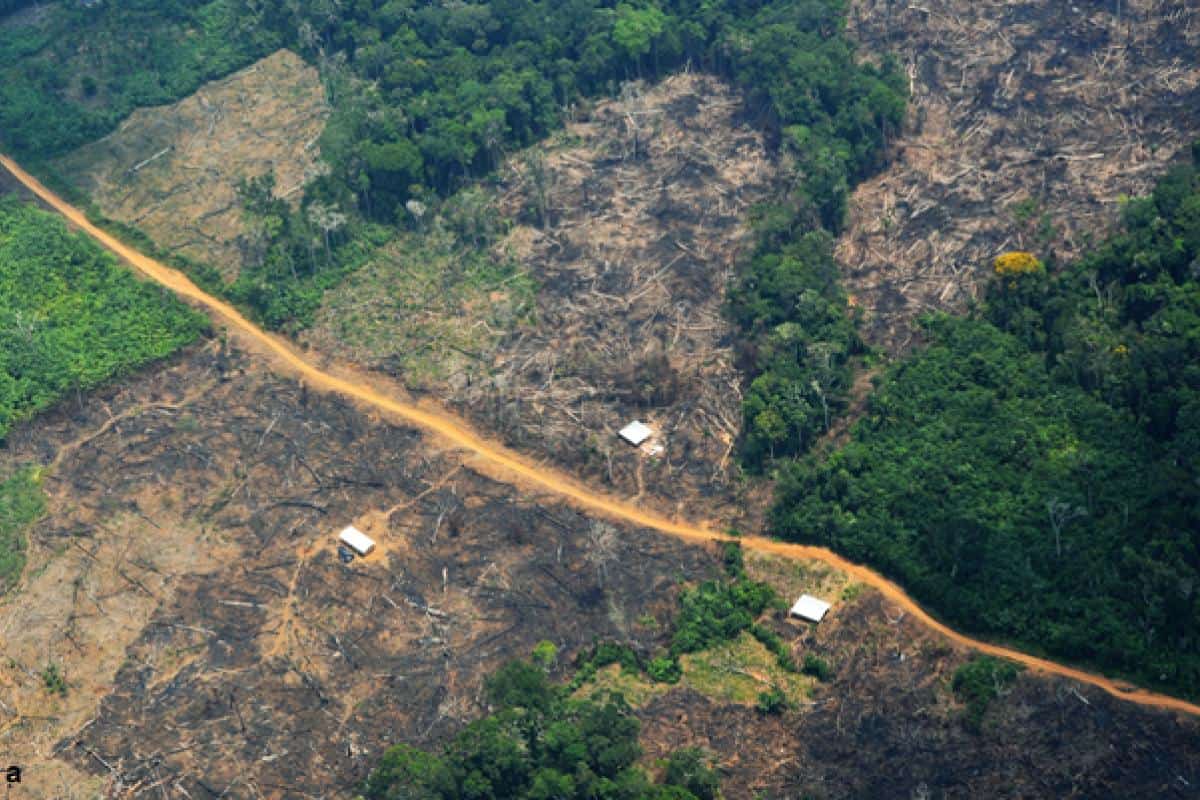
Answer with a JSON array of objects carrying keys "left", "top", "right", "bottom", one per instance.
[{"left": 4, "top": 153, "right": 1198, "bottom": 719}]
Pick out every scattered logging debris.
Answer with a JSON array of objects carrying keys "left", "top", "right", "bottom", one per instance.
[
  {"left": 839, "top": 0, "right": 1200, "bottom": 352},
  {"left": 448, "top": 73, "right": 781, "bottom": 530},
  {"left": 0, "top": 343, "right": 716, "bottom": 797},
  {"left": 53, "top": 49, "right": 330, "bottom": 281}
]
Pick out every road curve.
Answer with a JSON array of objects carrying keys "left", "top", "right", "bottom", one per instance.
[{"left": 4, "top": 153, "right": 1199, "bottom": 719}]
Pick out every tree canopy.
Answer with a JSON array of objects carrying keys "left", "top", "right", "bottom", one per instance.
[{"left": 362, "top": 659, "right": 718, "bottom": 800}]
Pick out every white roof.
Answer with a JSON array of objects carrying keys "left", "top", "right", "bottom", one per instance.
[
  {"left": 339, "top": 525, "right": 376, "bottom": 556},
  {"left": 790, "top": 594, "right": 831, "bottom": 622},
  {"left": 618, "top": 420, "right": 653, "bottom": 446}
]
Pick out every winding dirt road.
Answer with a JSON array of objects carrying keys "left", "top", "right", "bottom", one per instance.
[{"left": 4, "top": 153, "right": 1199, "bottom": 719}]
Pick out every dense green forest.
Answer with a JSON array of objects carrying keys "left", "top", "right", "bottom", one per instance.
[
  {"left": 774, "top": 156, "right": 1200, "bottom": 699},
  {"left": 0, "top": 198, "right": 206, "bottom": 440},
  {"left": 730, "top": 229, "right": 862, "bottom": 466},
  {"left": 0, "top": 0, "right": 277, "bottom": 156}
]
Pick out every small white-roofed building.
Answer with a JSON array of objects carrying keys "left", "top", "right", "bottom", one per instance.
[
  {"left": 618, "top": 420, "right": 653, "bottom": 446},
  {"left": 790, "top": 594, "right": 831, "bottom": 623},
  {"left": 339, "top": 525, "right": 376, "bottom": 556}
]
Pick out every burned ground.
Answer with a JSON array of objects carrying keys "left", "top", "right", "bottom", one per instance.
[
  {"left": 639, "top": 589, "right": 1200, "bottom": 800},
  {"left": 1, "top": 342, "right": 1198, "bottom": 798},
  {"left": 0, "top": 342, "right": 721, "bottom": 798},
  {"left": 309, "top": 73, "right": 780, "bottom": 531},
  {"left": 839, "top": 0, "right": 1200, "bottom": 351}
]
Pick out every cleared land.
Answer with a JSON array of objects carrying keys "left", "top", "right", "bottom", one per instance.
[
  {"left": 54, "top": 49, "right": 328, "bottom": 280},
  {"left": 308, "top": 73, "right": 780, "bottom": 528},
  {"left": 840, "top": 0, "right": 1200, "bottom": 351},
  {"left": 9, "top": 148, "right": 1200, "bottom": 718}
]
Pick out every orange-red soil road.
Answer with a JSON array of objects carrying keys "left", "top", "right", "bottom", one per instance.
[{"left": 4, "top": 153, "right": 1198, "bottom": 719}]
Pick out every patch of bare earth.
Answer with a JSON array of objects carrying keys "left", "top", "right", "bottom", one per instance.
[
  {"left": 427, "top": 74, "right": 779, "bottom": 529},
  {"left": 840, "top": 0, "right": 1200, "bottom": 351},
  {"left": 53, "top": 49, "right": 328, "bottom": 280}
]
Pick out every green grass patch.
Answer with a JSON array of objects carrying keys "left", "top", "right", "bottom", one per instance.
[
  {"left": 575, "top": 633, "right": 814, "bottom": 711},
  {"left": 680, "top": 631, "right": 812, "bottom": 707}
]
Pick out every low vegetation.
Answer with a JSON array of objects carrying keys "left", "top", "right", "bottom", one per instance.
[
  {"left": 567, "top": 544, "right": 818, "bottom": 717},
  {"left": 952, "top": 657, "right": 1022, "bottom": 731},
  {"left": 307, "top": 214, "right": 536, "bottom": 384},
  {"left": 774, "top": 156, "right": 1200, "bottom": 699},
  {"left": 0, "top": 198, "right": 206, "bottom": 440}
]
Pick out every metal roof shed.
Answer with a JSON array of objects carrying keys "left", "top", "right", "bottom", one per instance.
[
  {"left": 339, "top": 525, "right": 376, "bottom": 557},
  {"left": 618, "top": 421, "right": 653, "bottom": 446},
  {"left": 790, "top": 594, "right": 831, "bottom": 623}
]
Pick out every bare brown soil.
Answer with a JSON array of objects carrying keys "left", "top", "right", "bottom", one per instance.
[
  {"left": 840, "top": 0, "right": 1200, "bottom": 351},
  {"left": 54, "top": 49, "right": 328, "bottom": 280}
]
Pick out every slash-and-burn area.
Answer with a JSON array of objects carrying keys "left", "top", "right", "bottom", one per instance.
[
  {"left": 308, "top": 73, "right": 779, "bottom": 530},
  {"left": 2, "top": 343, "right": 1199, "bottom": 798},
  {"left": 0, "top": 342, "right": 717, "bottom": 797}
]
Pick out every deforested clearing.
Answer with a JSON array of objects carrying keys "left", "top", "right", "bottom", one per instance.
[
  {"left": 839, "top": 0, "right": 1200, "bottom": 351},
  {"left": 54, "top": 49, "right": 328, "bottom": 280},
  {"left": 307, "top": 72, "right": 781, "bottom": 529},
  {"left": 2, "top": 343, "right": 1197, "bottom": 799}
]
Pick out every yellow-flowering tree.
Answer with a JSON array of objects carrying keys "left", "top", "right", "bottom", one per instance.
[{"left": 993, "top": 251, "right": 1044, "bottom": 276}]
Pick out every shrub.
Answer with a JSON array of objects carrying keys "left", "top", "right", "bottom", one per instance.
[
  {"left": 531, "top": 640, "right": 558, "bottom": 670},
  {"left": 41, "top": 663, "right": 67, "bottom": 696},
  {"left": 801, "top": 655, "right": 832, "bottom": 682},
  {"left": 722, "top": 541, "right": 745, "bottom": 578},
  {"left": 749, "top": 624, "right": 799, "bottom": 673},
  {"left": 0, "top": 467, "right": 44, "bottom": 595},
  {"left": 952, "top": 656, "right": 1022, "bottom": 731},
  {"left": 672, "top": 579, "right": 777, "bottom": 656},
  {"left": 647, "top": 655, "right": 683, "bottom": 684},
  {"left": 662, "top": 748, "right": 720, "bottom": 800},
  {"left": 756, "top": 685, "right": 790, "bottom": 715}
]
